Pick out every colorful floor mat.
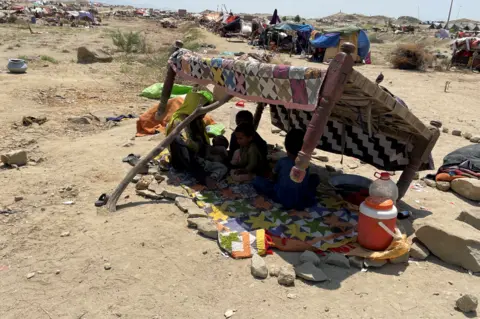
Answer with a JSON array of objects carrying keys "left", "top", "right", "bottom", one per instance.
[{"left": 170, "top": 170, "right": 359, "bottom": 258}]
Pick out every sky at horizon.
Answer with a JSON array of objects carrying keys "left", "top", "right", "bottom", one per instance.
[{"left": 100, "top": 0, "right": 480, "bottom": 21}]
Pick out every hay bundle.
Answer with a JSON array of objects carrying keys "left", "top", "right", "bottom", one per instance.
[{"left": 390, "top": 44, "right": 432, "bottom": 70}]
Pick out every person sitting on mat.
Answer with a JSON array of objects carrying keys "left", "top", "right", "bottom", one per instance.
[
  {"left": 253, "top": 129, "right": 320, "bottom": 210},
  {"left": 197, "top": 136, "right": 230, "bottom": 183},
  {"left": 229, "top": 110, "right": 267, "bottom": 162},
  {"left": 230, "top": 123, "right": 264, "bottom": 182}
]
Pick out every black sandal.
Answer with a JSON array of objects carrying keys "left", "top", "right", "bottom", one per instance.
[{"left": 95, "top": 193, "right": 109, "bottom": 207}]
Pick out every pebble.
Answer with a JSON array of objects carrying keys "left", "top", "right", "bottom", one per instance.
[
  {"left": 187, "top": 207, "right": 208, "bottom": 219},
  {"left": 409, "top": 242, "right": 430, "bottom": 260},
  {"left": 299, "top": 251, "right": 322, "bottom": 266},
  {"left": 26, "top": 272, "right": 35, "bottom": 279},
  {"left": 251, "top": 254, "right": 268, "bottom": 279},
  {"left": 470, "top": 136, "right": 480, "bottom": 143},
  {"left": 463, "top": 132, "right": 473, "bottom": 140},
  {"left": 55, "top": 269, "right": 61, "bottom": 275},
  {"left": 162, "top": 185, "right": 187, "bottom": 200},
  {"left": 14, "top": 196, "right": 24, "bottom": 202},
  {"left": 136, "top": 189, "right": 163, "bottom": 200},
  {"left": 104, "top": 263, "right": 112, "bottom": 270},
  {"left": 452, "top": 129, "right": 462, "bottom": 136},
  {"left": 295, "top": 262, "right": 329, "bottom": 282},
  {"left": 175, "top": 197, "right": 197, "bottom": 213},
  {"left": 278, "top": 265, "right": 295, "bottom": 286},
  {"left": 430, "top": 120, "right": 442, "bottom": 128},
  {"left": 442, "top": 127, "right": 449, "bottom": 133},
  {"left": 136, "top": 175, "right": 155, "bottom": 191},
  {"left": 147, "top": 181, "right": 164, "bottom": 195},
  {"left": 325, "top": 253, "right": 350, "bottom": 268},
  {"left": 423, "top": 178, "right": 437, "bottom": 188},
  {"left": 268, "top": 264, "right": 280, "bottom": 277},
  {"left": 364, "top": 259, "right": 387, "bottom": 268},
  {"left": 68, "top": 116, "right": 91, "bottom": 125},
  {"left": 60, "top": 231, "right": 71, "bottom": 237},
  {"left": 132, "top": 175, "right": 141, "bottom": 184},
  {"left": 347, "top": 163, "right": 359, "bottom": 169},
  {"left": 279, "top": 131, "right": 287, "bottom": 137},
  {"left": 154, "top": 173, "right": 165, "bottom": 183},
  {"left": 436, "top": 181, "right": 451, "bottom": 192},
  {"left": 195, "top": 219, "right": 218, "bottom": 239},
  {"left": 287, "top": 293, "right": 297, "bottom": 299},
  {"left": 456, "top": 294, "right": 478, "bottom": 313},
  {"left": 224, "top": 309, "right": 235, "bottom": 318}
]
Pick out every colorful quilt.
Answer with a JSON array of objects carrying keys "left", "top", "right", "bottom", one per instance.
[
  {"left": 171, "top": 170, "right": 358, "bottom": 258},
  {"left": 168, "top": 49, "right": 326, "bottom": 111}
]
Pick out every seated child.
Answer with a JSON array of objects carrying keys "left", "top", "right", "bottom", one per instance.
[
  {"left": 197, "top": 135, "right": 229, "bottom": 183},
  {"left": 229, "top": 110, "right": 267, "bottom": 162},
  {"left": 253, "top": 129, "right": 320, "bottom": 210},
  {"left": 230, "top": 123, "right": 264, "bottom": 182}
]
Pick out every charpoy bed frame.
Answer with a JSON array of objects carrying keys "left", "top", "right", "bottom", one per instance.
[{"left": 105, "top": 42, "right": 439, "bottom": 212}]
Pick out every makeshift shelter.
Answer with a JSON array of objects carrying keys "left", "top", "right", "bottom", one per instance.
[
  {"left": 451, "top": 37, "right": 480, "bottom": 70},
  {"left": 259, "top": 22, "right": 314, "bottom": 53},
  {"left": 105, "top": 42, "right": 439, "bottom": 212},
  {"left": 310, "top": 26, "right": 370, "bottom": 62}
]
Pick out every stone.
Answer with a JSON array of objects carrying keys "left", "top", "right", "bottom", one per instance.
[
  {"left": 104, "top": 263, "right": 112, "bottom": 270},
  {"left": 55, "top": 269, "right": 61, "bottom": 275},
  {"left": 349, "top": 256, "right": 365, "bottom": 269},
  {"left": 154, "top": 173, "right": 165, "bottom": 183},
  {"left": 187, "top": 217, "right": 203, "bottom": 228},
  {"left": 175, "top": 197, "right": 197, "bottom": 213},
  {"left": 436, "top": 181, "right": 451, "bottom": 192},
  {"left": 68, "top": 116, "right": 91, "bottom": 125},
  {"left": 325, "top": 253, "right": 350, "bottom": 268},
  {"left": 268, "top": 264, "right": 280, "bottom": 277},
  {"left": 278, "top": 265, "right": 296, "bottom": 286},
  {"left": 224, "top": 309, "right": 235, "bottom": 318},
  {"left": 463, "top": 132, "right": 473, "bottom": 140},
  {"left": 135, "top": 175, "right": 155, "bottom": 191},
  {"left": 390, "top": 253, "right": 410, "bottom": 264},
  {"left": 414, "top": 216, "right": 480, "bottom": 272},
  {"left": 442, "top": 127, "right": 449, "bottom": 133},
  {"left": 295, "top": 262, "right": 329, "bottom": 282},
  {"left": 251, "top": 254, "right": 268, "bottom": 279},
  {"left": 413, "top": 172, "right": 420, "bottom": 180},
  {"left": 287, "top": 293, "right": 297, "bottom": 299},
  {"left": 147, "top": 181, "right": 164, "bottom": 195},
  {"left": 347, "top": 163, "right": 359, "bottom": 169},
  {"left": 77, "top": 47, "right": 113, "bottom": 64},
  {"left": 452, "top": 129, "right": 462, "bottom": 136},
  {"left": 187, "top": 207, "right": 208, "bottom": 219},
  {"left": 423, "top": 178, "right": 437, "bottom": 188},
  {"left": 279, "top": 131, "right": 287, "bottom": 137},
  {"left": 1, "top": 149, "right": 27, "bottom": 166},
  {"left": 136, "top": 189, "right": 163, "bottom": 200},
  {"left": 456, "top": 294, "right": 478, "bottom": 313},
  {"left": 195, "top": 219, "right": 218, "bottom": 239},
  {"left": 14, "top": 196, "right": 23, "bottom": 202},
  {"left": 364, "top": 259, "right": 387, "bottom": 268},
  {"left": 409, "top": 242, "right": 430, "bottom": 260},
  {"left": 132, "top": 175, "right": 141, "bottom": 183},
  {"left": 312, "top": 155, "right": 329, "bottom": 162},
  {"left": 27, "top": 272, "right": 35, "bottom": 279},
  {"left": 470, "top": 136, "right": 480, "bottom": 143},
  {"left": 162, "top": 185, "right": 187, "bottom": 200},
  {"left": 299, "top": 251, "right": 321, "bottom": 266},
  {"left": 457, "top": 210, "right": 480, "bottom": 231},
  {"left": 451, "top": 178, "right": 480, "bottom": 201},
  {"left": 60, "top": 231, "right": 70, "bottom": 237},
  {"left": 430, "top": 120, "right": 442, "bottom": 128}
]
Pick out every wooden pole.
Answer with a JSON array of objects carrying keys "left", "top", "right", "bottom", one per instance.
[
  {"left": 106, "top": 95, "right": 233, "bottom": 212},
  {"left": 253, "top": 102, "right": 265, "bottom": 130},
  {"left": 155, "top": 66, "right": 176, "bottom": 121},
  {"left": 290, "top": 43, "right": 355, "bottom": 183},
  {"left": 445, "top": 0, "right": 454, "bottom": 29}
]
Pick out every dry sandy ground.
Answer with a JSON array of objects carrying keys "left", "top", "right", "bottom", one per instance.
[{"left": 0, "top": 21, "right": 479, "bottom": 319}]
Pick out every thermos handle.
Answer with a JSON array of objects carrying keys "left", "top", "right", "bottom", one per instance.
[{"left": 378, "top": 221, "right": 397, "bottom": 238}]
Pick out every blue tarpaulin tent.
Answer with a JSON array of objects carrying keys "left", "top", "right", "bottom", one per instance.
[{"left": 310, "top": 26, "right": 370, "bottom": 60}]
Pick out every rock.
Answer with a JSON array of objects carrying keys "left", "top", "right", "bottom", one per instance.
[
  {"left": 136, "top": 189, "right": 163, "bottom": 200},
  {"left": 195, "top": 219, "right": 218, "bottom": 239},
  {"left": 279, "top": 131, "right": 287, "bottom": 137},
  {"left": 430, "top": 120, "right": 442, "bottom": 128},
  {"left": 295, "top": 262, "right": 329, "bottom": 282},
  {"left": 442, "top": 127, "right": 449, "bottom": 133},
  {"left": 414, "top": 216, "right": 480, "bottom": 272},
  {"left": 299, "top": 251, "right": 321, "bottom": 266},
  {"left": 68, "top": 116, "right": 91, "bottom": 125},
  {"left": 423, "top": 178, "right": 437, "bottom": 188},
  {"left": 136, "top": 175, "right": 155, "bottom": 191},
  {"left": 162, "top": 185, "right": 187, "bottom": 200},
  {"left": 410, "top": 242, "right": 430, "bottom": 260},
  {"left": 60, "top": 231, "right": 70, "bottom": 237},
  {"left": 413, "top": 172, "right": 420, "bottom": 180},
  {"left": 147, "top": 181, "right": 164, "bottom": 195},
  {"left": 77, "top": 47, "right": 113, "bottom": 64},
  {"left": 470, "top": 136, "right": 480, "bottom": 143},
  {"left": 349, "top": 256, "right": 365, "bottom": 269},
  {"left": 14, "top": 196, "right": 23, "bottom": 202},
  {"left": 325, "top": 253, "right": 350, "bottom": 268},
  {"left": 312, "top": 155, "right": 329, "bottom": 162},
  {"left": 451, "top": 178, "right": 480, "bottom": 201},
  {"left": 390, "top": 253, "right": 409, "bottom": 264},
  {"left": 287, "top": 293, "right": 297, "bottom": 299},
  {"left": 364, "top": 259, "right": 387, "bottom": 268},
  {"left": 268, "top": 264, "right": 280, "bottom": 277},
  {"left": 224, "top": 309, "right": 235, "bottom": 318},
  {"left": 132, "top": 174, "right": 141, "bottom": 183},
  {"left": 187, "top": 207, "right": 208, "bottom": 219},
  {"left": 278, "top": 265, "right": 296, "bottom": 286},
  {"left": 1, "top": 149, "right": 27, "bottom": 166},
  {"left": 175, "top": 197, "right": 197, "bottom": 213},
  {"left": 436, "top": 181, "right": 451, "bottom": 192},
  {"left": 457, "top": 210, "right": 480, "bottom": 231},
  {"left": 347, "top": 163, "right": 359, "bottom": 169},
  {"left": 154, "top": 173, "right": 165, "bottom": 183},
  {"left": 104, "top": 263, "right": 112, "bottom": 270},
  {"left": 271, "top": 128, "right": 281, "bottom": 134},
  {"left": 452, "top": 129, "right": 462, "bottom": 136},
  {"left": 463, "top": 132, "right": 473, "bottom": 140},
  {"left": 55, "top": 269, "right": 61, "bottom": 275},
  {"left": 27, "top": 272, "right": 35, "bottom": 279},
  {"left": 456, "top": 294, "right": 478, "bottom": 313},
  {"left": 187, "top": 217, "right": 203, "bottom": 228},
  {"left": 251, "top": 254, "right": 268, "bottom": 279}
]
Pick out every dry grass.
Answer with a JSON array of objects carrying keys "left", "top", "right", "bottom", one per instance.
[{"left": 390, "top": 43, "right": 433, "bottom": 71}]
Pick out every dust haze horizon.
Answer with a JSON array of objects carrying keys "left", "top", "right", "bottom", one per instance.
[{"left": 100, "top": 0, "right": 480, "bottom": 21}]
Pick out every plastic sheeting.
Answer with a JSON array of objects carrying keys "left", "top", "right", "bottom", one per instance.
[{"left": 310, "top": 29, "right": 370, "bottom": 60}]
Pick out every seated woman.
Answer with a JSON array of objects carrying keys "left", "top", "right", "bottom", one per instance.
[
  {"left": 230, "top": 123, "right": 264, "bottom": 182},
  {"left": 253, "top": 129, "right": 320, "bottom": 210},
  {"left": 166, "top": 91, "right": 221, "bottom": 187}
]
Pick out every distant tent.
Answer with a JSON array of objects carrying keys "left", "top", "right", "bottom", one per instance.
[
  {"left": 451, "top": 24, "right": 459, "bottom": 32},
  {"left": 429, "top": 23, "right": 436, "bottom": 29},
  {"left": 474, "top": 24, "right": 480, "bottom": 32},
  {"left": 464, "top": 25, "right": 470, "bottom": 31},
  {"left": 436, "top": 24, "right": 443, "bottom": 29}
]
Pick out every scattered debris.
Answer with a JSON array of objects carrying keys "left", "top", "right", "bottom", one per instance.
[
  {"left": 63, "top": 201, "right": 75, "bottom": 205},
  {"left": 122, "top": 142, "right": 134, "bottom": 148},
  {"left": 409, "top": 242, "right": 430, "bottom": 260},
  {"left": 147, "top": 181, "right": 164, "bottom": 195},
  {"left": 162, "top": 185, "right": 188, "bottom": 200},
  {"left": 295, "top": 262, "right": 329, "bottom": 282},
  {"left": 278, "top": 265, "right": 296, "bottom": 286},
  {"left": 26, "top": 272, "right": 36, "bottom": 279},
  {"left": 279, "top": 131, "right": 287, "bottom": 137},
  {"left": 22, "top": 116, "right": 47, "bottom": 126},
  {"left": 325, "top": 253, "right": 350, "bottom": 268},
  {"left": 224, "top": 309, "right": 236, "bottom": 318},
  {"left": 1, "top": 149, "right": 27, "bottom": 166},
  {"left": 299, "top": 251, "right": 321, "bottom": 266},
  {"left": 251, "top": 254, "right": 268, "bottom": 279},
  {"left": 456, "top": 294, "right": 478, "bottom": 313},
  {"left": 60, "top": 231, "right": 71, "bottom": 237}
]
